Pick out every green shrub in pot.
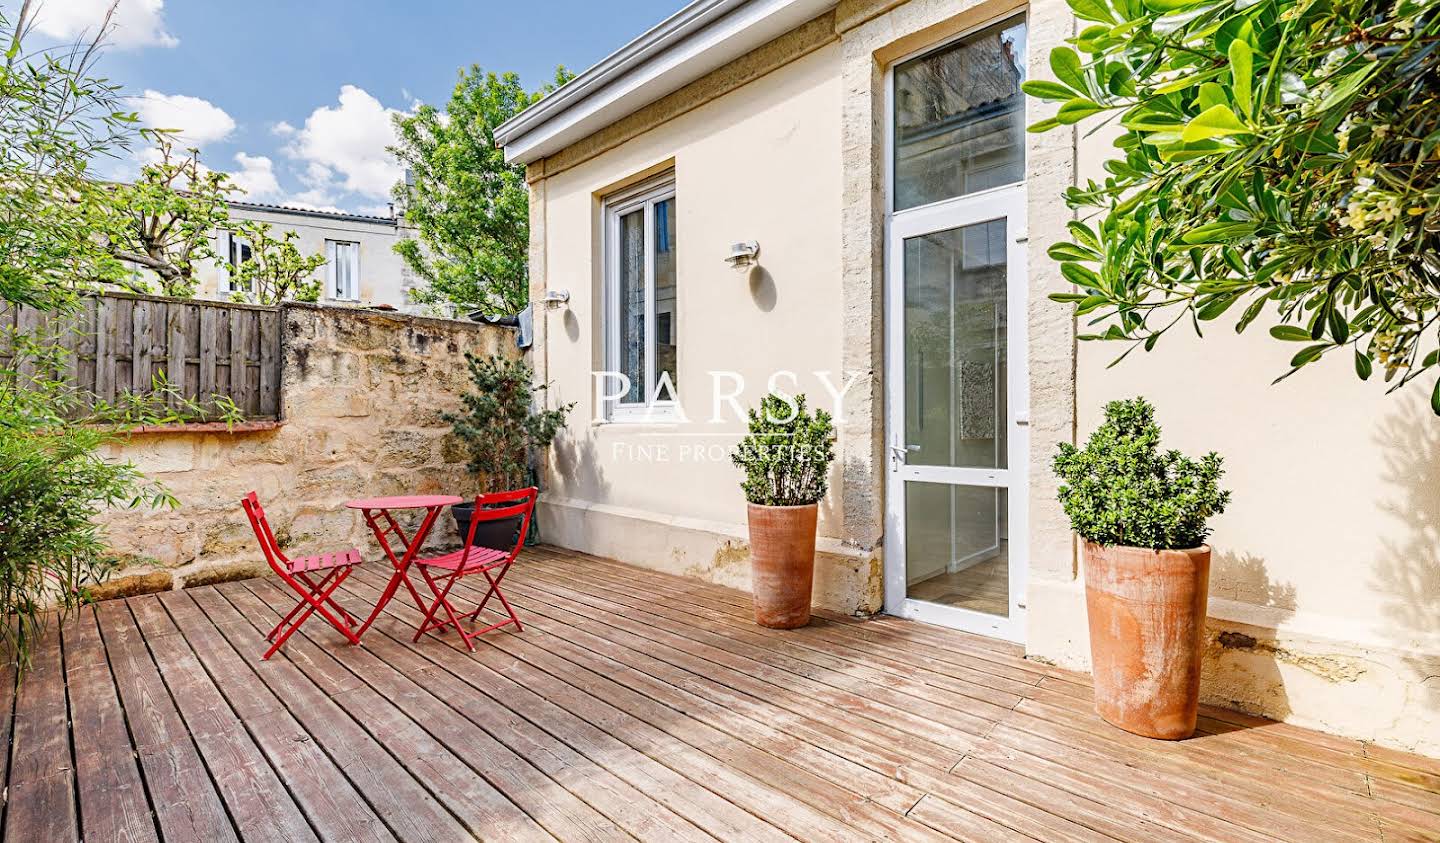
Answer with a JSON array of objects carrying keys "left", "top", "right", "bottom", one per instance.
[
  {"left": 443, "top": 353, "right": 572, "bottom": 549},
  {"left": 1052, "top": 396, "right": 1231, "bottom": 740},
  {"left": 730, "top": 393, "right": 836, "bottom": 628},
  {"left": 1053, "top": 397, "right": 1230, "bottom": 550}
]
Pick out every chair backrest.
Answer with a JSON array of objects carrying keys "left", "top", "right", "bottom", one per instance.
[
  {"left": 458, "top": 487, "right": 538, "bottom": 568},
  {"left": 240, "top": 491, "right": 290, "bottom": 575}
]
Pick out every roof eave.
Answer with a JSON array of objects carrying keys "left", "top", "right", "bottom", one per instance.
[{"left": 497, "top": 0, "right": 837, "bottom": 166}]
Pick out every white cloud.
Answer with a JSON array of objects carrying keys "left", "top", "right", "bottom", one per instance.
[
  {"left": 271, "top": 121, "right": 296, "bottom": 137},
  {"left": 133, "top": 90, "right": 235, "bottom": 148},
  {"left": 229, "top": 153, "right": 280, "bottom": 200},
  {"left": 29, "top": 0, "right": 178, "bottom": 50},
  {"left": 284, "top": 85, "right": 405, "bottom": 201}
]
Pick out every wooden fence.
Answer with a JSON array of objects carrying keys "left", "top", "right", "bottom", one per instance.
[{"left": 1, "top": 292, "right": 282, "bottom": 419}]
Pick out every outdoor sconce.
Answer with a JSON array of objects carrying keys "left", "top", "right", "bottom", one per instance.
[
  {"left": 724, "top": 241, "right": 760, "bottom": 269},
  {"left": 541, "top": 289, "right": 570, "bottom": 309}
]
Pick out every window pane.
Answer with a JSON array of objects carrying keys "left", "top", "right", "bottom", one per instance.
[
  {"left": 905, "top": 483, "right": 1009, "bottom": 617},
  {"left": 617, "top": 209, "right": 645, "bottom": 403},
  {"left": 336, "top": 242, "right": 357, "bottom": 298},
  {"left": 653, "top": 197, "right": 677, "bottom": 402},
  {"left": 903, "top": 219, "right": 1007, "bottom": 469},
  {"left": 893, "top": 16, "right": 1027, "bottom": 210}
]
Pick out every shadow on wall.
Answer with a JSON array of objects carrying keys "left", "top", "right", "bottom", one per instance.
[
  {"left": 1371, "top": 396, "right": 1440, "bottom": 714},
  {"left": 1204, "top": 551, "right": 1299, "bottom": 721},
  {"left": 551, "top": 429, "right": 611, "bottom": 509},
  {"left": 748, "top": 264, "right": 778, "bottom": 312}
]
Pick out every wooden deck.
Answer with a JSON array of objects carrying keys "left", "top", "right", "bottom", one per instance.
[{"left": 4, "top": 546, "right": 1438, "bottom": 842}]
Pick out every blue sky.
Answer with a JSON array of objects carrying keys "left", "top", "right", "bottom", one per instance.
[{"left": 11, "top": 0, "right": 685, "bottom": 214}]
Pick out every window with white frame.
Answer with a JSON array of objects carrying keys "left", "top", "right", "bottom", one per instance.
[
  {"left": 326, "top": 240, "right": 360, "bottom": 301},
  {"left": 603, "top": 176, "right": 678, "bottom": 420},
  {"left": 218, "top": 231, "right": 253, "bottom": 294}
]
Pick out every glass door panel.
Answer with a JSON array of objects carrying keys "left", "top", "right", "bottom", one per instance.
[
  {"left": 886, "top": 189, "right": 1026, "bottom": 642},
  {"left": 900, "top": 219, "right": 1011, "bottom": 618}
]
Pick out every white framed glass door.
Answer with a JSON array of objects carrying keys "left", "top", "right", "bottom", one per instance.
[
  {"left": 882, "top": 13, "right": 1029, "bottom": 642},
  {"left": 884, "top": 189, "right": 1028, "bottom": 642}
]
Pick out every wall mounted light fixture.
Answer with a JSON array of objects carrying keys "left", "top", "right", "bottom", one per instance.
[
  {"left": 724, "top": 241, "right": 760, "bottom": 268},
  {"left": 541, "top": 289, "right": 570, "bottom": 308}
]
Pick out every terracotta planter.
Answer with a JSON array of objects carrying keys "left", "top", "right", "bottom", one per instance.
[
  {"left": 745, "top": 503, "right": 818, "bottom": 629},
  {"left": 1082, "top": 541, "right": 1211, "bottom": 740}
]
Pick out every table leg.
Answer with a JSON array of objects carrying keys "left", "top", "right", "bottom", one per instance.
[{"left": 355, "top": 505, "right": 445, "bottom": 639}]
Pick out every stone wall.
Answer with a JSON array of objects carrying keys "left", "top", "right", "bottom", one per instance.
[{"left": 92, "top": 303, "right": 516, "bottom": 598}]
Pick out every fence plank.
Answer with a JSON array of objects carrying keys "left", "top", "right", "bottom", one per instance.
[
  {"left": 229, "top": 307, "right": 251, "bottom": 414},
  {"left": 198, "top": 306, "right": 217, "bottom": 414},
  {"left": 258, "top": 310, "right": 279, "bottom": 418},
  {"left": 184, "top": 304, "right": 201, "bottom": 407},
  {"left": 11, "top": 293, "right": 281, "bottom": 420},
  {"left": 75, "top": 297, "right": 99, "bottom": 399},
  {"left": 166, "top": 301, "right": 187, "bottom": 408},
  {"left": 131, "top": 299, "right": 151, "bottom": 394}
]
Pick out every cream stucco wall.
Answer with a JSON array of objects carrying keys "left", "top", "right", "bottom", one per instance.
[
  {"left": 527, "top": 0, "right": 1439, "bottom": 756},
  {"left": 1016, "top": 89, "right": 1440, "bottom": 759},
  {"left": 531, "top": 41, "right": 882, "bottom": 611}
]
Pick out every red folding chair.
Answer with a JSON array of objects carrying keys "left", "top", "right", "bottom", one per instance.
[
  {"left": 240, "top": 492, "right": 364, "bottom": 660},
  {"left": 411, "top": 487, "right": 536, "bottom": 651}
]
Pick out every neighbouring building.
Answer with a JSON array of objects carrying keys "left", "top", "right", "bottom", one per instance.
[
  {"left": 204, "top": 201, "right": 414, "bottom": 309},
  {"left": 118, "top": 199, "right": 417, "bottom": 310},
  {"left": 496, "top": 0, "right": 1440, "bottom": 756}
]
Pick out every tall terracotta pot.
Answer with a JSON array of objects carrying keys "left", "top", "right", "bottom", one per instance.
[
  {"left": 746, "top": 503, "right": 818, "bottom": 629},
  {"left": 1082, "top": 541, "right": 1211, "bottom": 740}
]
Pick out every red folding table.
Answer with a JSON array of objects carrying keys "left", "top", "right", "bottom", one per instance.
[{"left": 347, "top": 494, "right": 463, "bottom": 638}]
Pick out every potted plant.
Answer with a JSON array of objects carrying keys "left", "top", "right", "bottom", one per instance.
[
  {"left": 1053, "top": 397, "right": 1231, "bottom": 740},
  {"left": 731, "top": 393, "right": 836, "bottom": 629},
  {"left": 443, "top": 353, "right": 571, "bottom": 550}
]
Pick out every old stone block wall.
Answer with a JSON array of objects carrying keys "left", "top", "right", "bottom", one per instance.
[{"left": 95, "top": 303, "right": 516, "bottom": 595}]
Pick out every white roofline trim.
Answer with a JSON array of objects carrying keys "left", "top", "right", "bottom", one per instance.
[{"left": 496, "top": 0, "right": 837, "bottom": 165}]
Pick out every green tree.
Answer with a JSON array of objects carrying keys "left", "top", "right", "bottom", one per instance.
[
  {"left": 98, "top": 137, "right": 238, "bottom": 298},
  {"left": 0, "top": 5, "right": 196, "bottom": 667},
  {"left": 1027, "top": 0, "right": 1440, "bottom": 407},
  {"left": 0, "top": 4, "right": 135, "bottom": 309},
  {"left": 390, "top": 65, "right": 573, "bottom": 315},
  {"left": 226, "top": 219, "right": 325, "bottom": 305}
]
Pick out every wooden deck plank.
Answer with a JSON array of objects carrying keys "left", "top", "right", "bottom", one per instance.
[
  {"left": 531, "top": 550, "right": 1044, "bottom": 696},
  {"left": 519, "top": 550, "right": 1406, "bottom": 838},
  {"left": 504, "top": 562, "right": 1307, "bottom": 835},
  {"left": 502, "top": 568, "right": 985, "bottom": 757},
  {"left": 209, "top": 582, "right": 553, "bottom": 842},
  {"left": 122, "top": 596, "right": 319, "bottom": 843},
  {"left": 61, "top": 608, "right": 159, "bottom": 843},
  {"left": 93, "top": 601, "right": 240, "bottom": 842},
  {"left": 342, "top": 568, "right": 955, "bottom": 843},
  {"left": 0, "top": 640, "right": 17, "bottom": 839},
  {"left": 155, "top": 589, "right": 445, "bottom": 843},
  {"left": 541, "top": 551, "right": 1408, "bottom": 822},
  {"left": 354, "top": 564, "right": 1117, "bottom": 841},
  {"left": 6, "top": 615, "right": 77, "bottom": 843},
  {"left": 328, "top": 574, "right": 807, "bottom": 843},
  {"left": 229, "top": 584, "right": 639, "bottom": 843},
  {"left": 496, "top": 567, "right": 965, "bottom": 770},
  {"left": 4, "top": 547, "right": 1435, "bottom": 843},
  {"left": 429, "top": 553, "right": 1261, "bottom": 841},
  {"left": 252, "top": 575, "right": 736, "bottom": 843},
  {"left": 525, "top": 555, "right": 1029, "bottom": 714}
]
